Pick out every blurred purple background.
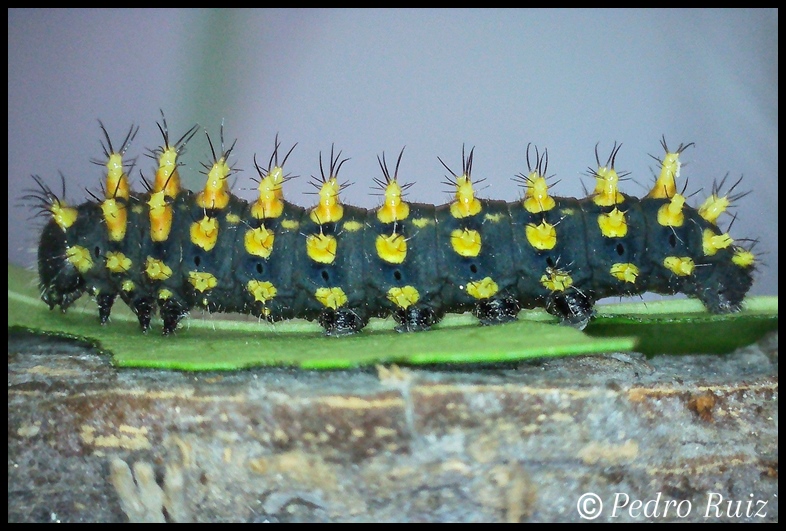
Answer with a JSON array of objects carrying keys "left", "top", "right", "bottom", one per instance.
[{"left": 8, "top": 9, "right": 777, "bottom": 299}]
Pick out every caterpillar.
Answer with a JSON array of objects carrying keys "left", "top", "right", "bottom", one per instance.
[{"left": 27, "top": 115, "right": 757, "bottom": 336}]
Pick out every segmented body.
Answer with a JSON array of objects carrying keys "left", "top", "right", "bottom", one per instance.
[{"left": 30, "top": 117, "right": 756, "bottom": 335}]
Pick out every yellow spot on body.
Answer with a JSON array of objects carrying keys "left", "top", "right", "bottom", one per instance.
[
  {"left": 306, "top": 233, "right": 337, "bottom": 264},
  {"left": 412, "top": 217, "right": 433, "bottom": 228},
  {"left": 610, "top": 262, "right": 639, "bottom": 283},
  {"left": 158, "top": 288, "right": 173, "bottom": 300},
  {"left": 450, "top": 175, "right": 482, "bottom": 218},
  {"left": 343, "top": 220, "right": 363, "bottom": 232},
  {"left": 105, "top": 251, "right": 131, "bottom": 273},
  {"left": 196, "top": 158, "right": 231, "bottom": 209},
  {"left": 121, "top": 279, "right": 135, "bottom": 292},
  {"left": 698, "top": 194, "right": 730, "bottom": 224},
  {"left": 592, "top": 166, "right": 624, "bottom": 207},
  {"left": 191, "top": 216, "right": 219, "bottom": 251},
  {"left": 50, "top": 203, "right": 78, "bottom": 231},
  {"left": 101, "top": 198, "right": 127, "bottom": 241},
  {"left": 245, "top": 226, "right": 275, "bottom": 258},
  {"left": 597, "top": 207, "right": 628, "bottom": 238},
  {"left": 702, "top": 229, "right": 733, "bottom": 256},
  {"left": 663, "top": 256, "right": 694, "bottom": 276},
  {"left": 387, "top": 286, "right": 420, "bottom": 309},
  {"left": 281, "top": 219, "right": 300, "bottom": 230},
  {"left": 145, "top": 257, "right": 172, "bottom": 281},
  {"left": 310, "top": 177, "right": 344, "bottom": 223},
  {"left": 540, "top": 268, "right": 573, "bottom": 292},
  {"left": 657, "top": 194, "right": 685, "bottom": 227},
  {"left": 189, "top": 271, "right": 217, "bottom": 292},
  {"left": 525, "top": 220, "right": 557, "bottom": 250},
  {"left": 247, "top": 280, "right": 277, "bottom": 303},
  {"left": 523, "top": 175, "right": 556, "bottom": 213},
  {"left": 315, "top": 287, "right": 347, "bottom": 309},
  {"left": 450, "top": 228, "right": 482, "bottom": 257},
  {"left": 648, "top": 151, "right": 681, "bottom": 199},
  {"left": 484, "top": 212, "right": 504, "bottom": 222},
  {"left": 466, "top": 277, "right": 499, "bottom": 299},
  {"left": 225, "top": 213, "right": 241, "bottom": 224},
  {"left": 105, "top": 153, "right": 130, "bottom": 200},
  {"left": 376, "top": 233, "right": 407, "bottom": 263},
  {"left": 66, "top": 245, "right": 93, "bottom": 273},
  {"left": 732, "top": 248, "right": 755, "bottom": 267}
]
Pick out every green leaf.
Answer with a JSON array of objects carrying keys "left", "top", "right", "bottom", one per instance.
[
  {"left": 588, "top": 297, "right": 779, "bottom": 356},
  {"left": 7, "top": 264, "right": 777, "bottom": 370}
]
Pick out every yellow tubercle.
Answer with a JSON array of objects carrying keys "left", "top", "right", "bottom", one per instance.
[
  {"left": 190, "top": 216, "right": 219, "bottom": 251},
  {"left": 449, "top": 174, "right": 482, "bottom": 218},
  {"left": 158, "top": 288, "right": 173, "bottom": 300},
  {"left": 101, "top": 198, "right": 127, "bottom": 241},
  {"left": 188, "top": 271, "right": 217, "bottom": 293},
  {"left": 66, "top": 245, "right": 93, "bottom": 274},
  {"left": 387, "top": 286, "right": 420, "bottom": 309},
  {"left": 121, "top": 279, "right": 135, "bottom": 292},
  {"left": 376, "top": 233, "right": 407, "bottom": 264},
  {"left": 702, "top": 229, "right": 733, "bottom": 256},
  {"left": 525, "top": 220, "right": 557, "bottom": 251},
  {"left": 105, "top": 251, "right": 132, "bottom": 274},
  {"left": 610, "top": 262, "right": 639, "bottom": 283},
  {"left": 663, "top": 256, "right": 694, "bottom": 276},
  {"left": 105, "top": 152, "right": 131, "bottom": 201},
  {"left": 148, "top": 191, "right": 173, "bottom": 242},
  {"left": 251, "top": 165, "right": 285, "bottom": 220},
  {"left": 154, "top": 145, "right": 181, "bottom": 198},
  {"left": 732, "top": 248, "right": 755, "bottom": 268},
  {"left": 145, "top": 257, "right": 172, "bottom": 281},
  {"left": 540, "top": 268, "right": 573, "bottom": 292},
  {"left": 523, "top": 175, "right": 556, "bottom": 213},
  {"left": 377, "top": 180, "right": 410, "bottom": 223},
  {"left": 592, "top": 165, "right": 624, "bottom": 207},
  {"left": 306, "top": 233, "right": 337, "bottom": 264},
  {"left": 466, "top": 277, "right": 499, "bottom": 299},
  {"left": 698, "top": 194, "right": 730, "bottom": 225},
  {"left": 245, "top": 226, "right": 275, "bottom": 258},
  {"left": 647, "top": 141, "right": 693, "bottom": 199},
  {"left": 450, "top": 228, "right": 482, "bottom": 257},
  {"left": 315, "top": 287, "right": 347, "bottom": 309},
  {"left": 597, "top": 207, "right": 628, "bottom": 238},
  {"left": 656, "top": 194, "right": 686, "bottom": 227},
  {"left": 50, "top": 202, "right": 78, "bottom": 231},
  {"left": 158, "top": 288, "right": 173, "bottom": 301},
  {"left": 310, "top": 177, "right": 344, "bottom": 223},
  {"left": 196, "top": 157, "right": 231, "bottom": 210},
  {"left": 247, "top": 280, "right": 277, "bottom": 304}
]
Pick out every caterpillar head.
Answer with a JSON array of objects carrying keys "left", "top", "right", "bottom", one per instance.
[
  {"left": 37, "top": 217, "right": 87, "bottom": 311},
  {"left": 24, "top": 174, "right": 87, "bottom": 311},
  {"left": 691, "top": 250, "right": 756, "bottom": 314}
]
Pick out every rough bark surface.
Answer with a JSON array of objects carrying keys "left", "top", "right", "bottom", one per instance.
[{"left": 8, "top": 330, "right": 778, "bottom": 522}]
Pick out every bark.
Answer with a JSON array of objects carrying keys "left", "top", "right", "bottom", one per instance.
[{"left": 8, "top": 330, "right": 778, "bottom": 522}]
